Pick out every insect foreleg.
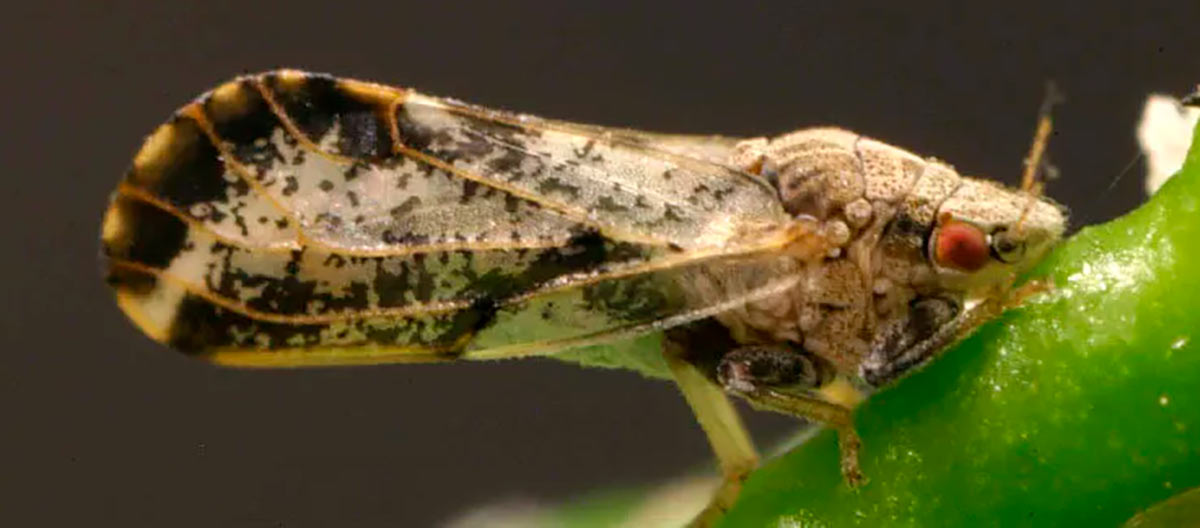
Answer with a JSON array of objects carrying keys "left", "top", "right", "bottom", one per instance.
[
  {"left": 863, "top": 277, "right": 1054, "bottom": 387},
  {"left": 717, "top": 344, "right": 865, "bottom": 487},
  {"left": 663, "top": 339, "right": 759, "bottom": 528}
]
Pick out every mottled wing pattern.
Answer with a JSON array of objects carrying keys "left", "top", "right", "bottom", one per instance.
[
  {"left": 532, "top": 118, "right": 748, "bottom": 168},
  {"left": 101, "top": 70, "right": 798, "bottom": 367}
]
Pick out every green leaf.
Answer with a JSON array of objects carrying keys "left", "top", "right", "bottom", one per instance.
[{"left": 716, "top": 121, "right": 1200, "bottom": 526}]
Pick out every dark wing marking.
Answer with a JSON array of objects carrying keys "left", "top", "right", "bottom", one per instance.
[{"left": 102, "top": 70, "right": 813, "bottom": 367}]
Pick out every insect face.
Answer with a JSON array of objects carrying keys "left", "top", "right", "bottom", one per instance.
[{"left": 927, "top": 180, "right": 1066, "bottom": 292}]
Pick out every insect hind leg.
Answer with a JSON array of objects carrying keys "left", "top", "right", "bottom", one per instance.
[
  {"left": 662, "top": 331, "right": 759, "bottom": 527},
  {"left": 718, "top": 344, "right": 866, "bottom": 487}
]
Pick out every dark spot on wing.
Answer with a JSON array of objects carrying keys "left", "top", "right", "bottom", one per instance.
[
  {"left": 372, "top": 256, "right": 435, "bottom": 307},
  {"left": 390, "top": 196, "right": 422, "bottom": 219},
  {"left": 503, "top": 194, "right": 521, "bottom": 213},
  {"left": 432, "top": 296, "right": 500, "bottom": 356},
  {"left": 381, "top": 230, "right": 431, "bottom": 246},
  {"left": 443, "top": 129, "right": 496, "bottom": 160},
  {"left": 127, "top": 115, "right": 229, "bottom": 209},
  {"left": 337, "top": 108, "right": 392, "bottom": 159},
  {"left": 169, "top": 295, "right": 239, "bottom": 353},
  {"left": 261, "top": 72, "right": 394, "bottom": 159},
  {"left": 595, "top": 196, "right": 629, "bottom": 212},
  {"left": 314, "top": 213, "right": 342, "bottom": 229},
  {"left": 343, "top": 163, "right": 363, "bottom": 181},
  {"left": 394, "top": 103, "right": 435, "bottom": 152},
  {"left": 281, "top": 176, "right": 299, "bottom": 196},
  {"left": 323, "top": 254, "right": 346, "bottom": 268},
  {"left": 203, "top": 244, "right": 371, "bottom": 318},
  {"left": 573, "top": 139, "right": 597, "bottom": 159},
  {"left": 261, "top": 72, "right": 339, "bottom": 142},
  {"left": 168, "top": 294, "right": 329, "bottom": 354},
  {"left": 536, "top": 177, "right": 580, "bottom": 199},
  {"left": 663, "top": 205, "right": 686, "bottom": 222},
  {"left": 487, "top": 148, "right": 525, "bottom": 173},
  {"left": 104, "top": 264, "right": 159, "bottom": 296},
  {"left": 246, "top": 275, "right": 317, "bottom": 315},
  {"left": 202, "top": 79, "right": 283, "bottom": 169},
  {"left": 460, "top": 180, "right": 479, "bottom": 203},
  {"left": 102, "top": 195, "right": 190, "bottom": 269}
]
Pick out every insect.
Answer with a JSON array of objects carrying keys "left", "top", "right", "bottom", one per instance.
[{"left": 100, "top": 70, "right": 1066, "bottom": 526}]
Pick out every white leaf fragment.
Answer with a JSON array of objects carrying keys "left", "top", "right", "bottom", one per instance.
[{"left": 1138, "top": 93, "right": 1199, "bottom": 195}]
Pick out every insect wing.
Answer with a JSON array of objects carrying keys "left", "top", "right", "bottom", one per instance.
[
  {"left": 528, "top": 116, "right": 749, "bottom": 169},
  {"left": 101, "top": 70, "right": 797, "bottom": 367}
]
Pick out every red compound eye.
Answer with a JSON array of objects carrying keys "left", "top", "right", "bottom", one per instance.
[{"left": 933, "top": 220, "right": 990, "bottom": 271}]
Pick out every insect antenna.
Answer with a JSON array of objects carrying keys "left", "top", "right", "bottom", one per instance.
[
  {"left": 1103, "top": 151, "right": 1144, "bottom": 193},
  {"left": 1015, "top": 81, "right": 1064, "bottom": 235}
]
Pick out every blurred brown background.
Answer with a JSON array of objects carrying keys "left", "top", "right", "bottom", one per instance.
[{"left": 2, "top": 1, "right": 1198, "bottom": 526}]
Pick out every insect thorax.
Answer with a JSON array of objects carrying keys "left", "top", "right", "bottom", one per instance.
[{"left": 691, "top": 128, "right": 977, "bottom": 385}]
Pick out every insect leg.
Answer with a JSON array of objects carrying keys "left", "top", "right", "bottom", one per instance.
[
  {"left": 717, "top": 345, "right": 865, "bottom": 487},
  {"left": 864, "top": 279, "right": 1053, "bottom": 387},
  {"left": 738, "top": 386, "right": 864, "bottom": 486},
  {"left": 663, "top": 339, "right": 759, "bottom": 527}
]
